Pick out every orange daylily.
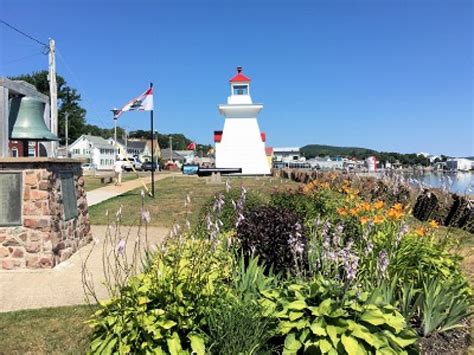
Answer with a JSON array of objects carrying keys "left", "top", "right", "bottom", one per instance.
[
  {"left": 373, "top": 215, "right": 385, "bottom": 224},
  {"left": 374, "top": 200, "right": 384, "bottom": 209},
  {"left": 359, "top": 216, "right": 370, "bottom": 225},
  {"left": 393, "top": 203, "right": 404, "bottom": 211},
  {"left": 361, "top": 202, "right": 372, "bottom": 212},
  {"left": 388, "top": 203, "right": 404, "bottom": 220},
  {"left": 337, "top": 207, "right": 347, "bottom": 216},
  {"left": 415, "top": 226, "right": 426, "bottom": 237},
  {"left": 428, "top": 219, "right": 439, "bottom": 229},
  {"left": 349, "top": 207, "right": 361, "bottom": 216}
]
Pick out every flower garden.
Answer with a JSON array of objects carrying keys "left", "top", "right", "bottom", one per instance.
[{"left": 85, "top": 174, "right": 473, "bottom": 354}]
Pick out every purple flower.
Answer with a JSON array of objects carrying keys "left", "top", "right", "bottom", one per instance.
[
  {"left": 288, "top": 233, "right": 304, "bottom": 256},
  {"left": 206, "top": 214, "right": 213, "bottom": 231},
  {"left": 339, "top": 247, "right": 359, "bottom": 282},
  {"left": 365, "top": 241, "right": 373, "bottom": 254},
  {"left": 396, "top": 223, "right": 409, "bottom": 246},
  {"left": 332, "top": 224, "right": 344, "bottom": 247},
  {"left": 377, "top": 250, "right": 389, "bottom": 277},
  {"left": 236, "top": 212, "right": 245, "bottom": 227},
  {"left": 213, "top": 193, "right": 225, "bottom": 213},
  {"left": 116, "top": 239, "right": 126, "bottom": 254},
  {"left": 141, "top": 209, "right": 151, "bottom": 224},
  {"left": 116, "top": 205, "right": 123, "bottom": 219}
]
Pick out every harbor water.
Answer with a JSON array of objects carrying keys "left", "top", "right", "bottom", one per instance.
[{"left": 408, "top": 171, "right": 473, "bottom": 195}]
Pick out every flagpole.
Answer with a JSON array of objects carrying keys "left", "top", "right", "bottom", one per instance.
[{"left": 150, "top": 82, "right": 155, "bottom": 198}]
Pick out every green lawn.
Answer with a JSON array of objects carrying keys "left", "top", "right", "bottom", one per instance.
[
  {"left": 83, "top": 173, "right": 139, "bottom": 191},
  {"left": 88, "top": 175, "right": 298, "bottom": 227},
  {"left": 0, "top": 305, "right": 96, "bottom": 355}
]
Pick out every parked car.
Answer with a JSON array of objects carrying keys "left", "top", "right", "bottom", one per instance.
[
  {"left": 142, "top": 161, "right": 158, "bottom": 171},
  {"left": 82, "top": 163, "right": 96, "bottom": 171},
  {"left": 123, "top": 157, "right": 142, "bottom": 172}
]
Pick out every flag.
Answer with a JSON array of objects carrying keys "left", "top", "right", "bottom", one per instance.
[
  {"left": 186, "top": 142, "right": 196, "bottom": 150},
  {"left": 115, "top": 87, "right": 153, "bottom": 118}
]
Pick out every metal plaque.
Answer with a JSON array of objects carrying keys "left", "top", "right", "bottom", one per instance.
[
  {"left": 60, "top": 173, "right": 78, "bottom": 221},
  {"left": 0, "top": 173, "right": 22, "bottom": 226}
]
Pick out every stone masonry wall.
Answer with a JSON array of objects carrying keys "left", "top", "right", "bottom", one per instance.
[{"left": 0, "top": 159, "right": 91, "bottom": 270}]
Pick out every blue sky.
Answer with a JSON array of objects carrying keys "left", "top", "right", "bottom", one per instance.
[{"left": 1, "top": 0, "right": 472, "bottom": 156}]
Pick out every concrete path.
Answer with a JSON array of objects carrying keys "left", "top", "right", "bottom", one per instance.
[
  {"left": 0, "top": 225, "right": 168, "bottom": 313},
  {"left": 87, "top": 172, "right": 178, "bottom": 206}
]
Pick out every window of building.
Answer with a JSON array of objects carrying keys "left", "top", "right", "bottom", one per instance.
[
  {"left": 11, "top": 148, "right": 18, "bottom": 158},
  {"left": 233, "top": 85, "right": 248, "bottom": 95},
  {"left": 100, "top": 159, "right": 103, "bottom": 165}
]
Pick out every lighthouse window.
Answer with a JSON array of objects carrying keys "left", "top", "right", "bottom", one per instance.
[{"left": 233, "top": 85, "right": 248, "bottom": 95}]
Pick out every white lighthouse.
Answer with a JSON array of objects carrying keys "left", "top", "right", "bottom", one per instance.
[{"left": 214, "top": 67, "right": 270, "bottom": 175}]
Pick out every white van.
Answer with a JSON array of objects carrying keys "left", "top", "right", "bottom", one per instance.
[{"left": 123, "top": 157, "right": 142, "bottom": 171}]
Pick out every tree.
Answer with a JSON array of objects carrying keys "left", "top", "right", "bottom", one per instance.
[{"left": 9, "top": 71, "right": 87, "bottom": 144}]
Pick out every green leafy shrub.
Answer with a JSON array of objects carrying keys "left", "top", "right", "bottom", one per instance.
[
  {"left": 88, "top": 235, "right": 233, "bottom": 354},
  {"left": 270, "top": 188, "right": 343, "bottom": 227},
  {"left": 206, "top": 296, "right": 277, "bottom": 355},
  {"left": 237, "top": 206, "right": 308, "bottom": 275},
  {"left": 232, "top": 254, "right": 280, "bottom": 301},
  {"left": 260, "top": 277, "right": 418, "bottom": 354},
  {"left": 418, "top": 276, "right": 472, "bottom": 336}
]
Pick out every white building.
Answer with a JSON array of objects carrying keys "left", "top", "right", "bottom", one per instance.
[
  {"left": 446, "top": 158, "right": 472, "bottom": 172},
  {"left": 273, "top": 147, "right": 303, "bottom": 163},
  {"left": 307, "top": 157, "right": 343, "bottom": 170},
  {"left": 108, "top": 138, "right": 150, "bottom": 162},
  {"left": 69, "top": 135, "right": 115, "bottom": 170},
  {"left": 366, "top": 156, "right": 378, "bottom": 172},
  {"left": 174, "top": 150, "right": 195, "bottom": 164},
  {"left": 214, "top": 67, "right": 270, "bottom": 175}
]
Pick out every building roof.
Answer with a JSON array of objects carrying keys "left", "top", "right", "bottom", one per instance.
[
  {"left": 230, "top": 66, "right": 251, "bottom": 82},
  {"left": 174, "top": 150, "right": 194, "bottom": 156},
  {"left": 78, "top": 135, "right": 113, "bottom": 149},
  {"left": 160, "top": 148, "right": 185, "bottom": 161},
  {"left": 116, "top": 139, "right": 147, "bottom": 150},
  {"left": 274, "top": 147, "right": 300, "bottom": 153}
]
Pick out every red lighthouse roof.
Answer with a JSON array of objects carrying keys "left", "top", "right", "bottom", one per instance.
[{"left": 230, "top": 66, "right": 251, "bottom": 82}]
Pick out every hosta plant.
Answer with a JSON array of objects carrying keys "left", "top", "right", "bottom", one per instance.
[
  {"left": 88, "top": 233, "right": 233, "bottom": 354},
  {"left": 260, "top": 277, "right": 418, "bottom": 354}
]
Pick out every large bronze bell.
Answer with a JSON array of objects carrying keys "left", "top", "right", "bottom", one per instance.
[{"left": 9, "top": 96, "right": 59, "bottom": 141}]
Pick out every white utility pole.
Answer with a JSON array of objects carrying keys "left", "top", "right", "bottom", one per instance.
[
  {"left": 125, "top": 128, "right": 128, "bottom": 154},
  {"left": 114, "top": 118, "right": 117, "bottom": 156},
  {"left": 169, "top": 136, "right": 173, "bottom": 162},
  {"left": 48, "top": 38, "right": 58, "bottom": 156},
  {"left": 65, "top": 112, "right": 69, "bottom": 157}
]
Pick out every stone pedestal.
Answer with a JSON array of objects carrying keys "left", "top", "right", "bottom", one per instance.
[{"left": 0, "top": 158, "right": 91, "bottom": 270}]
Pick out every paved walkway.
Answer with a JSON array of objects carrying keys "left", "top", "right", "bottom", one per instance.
[
  {"left": 87, "top": 172, "right": 178, "bottom": 206},
  {"left": 0, "top": 225, "right": 168, "bottom": 313},
  {"left": 0, "top": 172, "right": 181, "bottom": 312}
]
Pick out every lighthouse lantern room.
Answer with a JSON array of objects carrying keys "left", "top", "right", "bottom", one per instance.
[{"left": 215, "top": 67, "right": 270, "bottom": 175}]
